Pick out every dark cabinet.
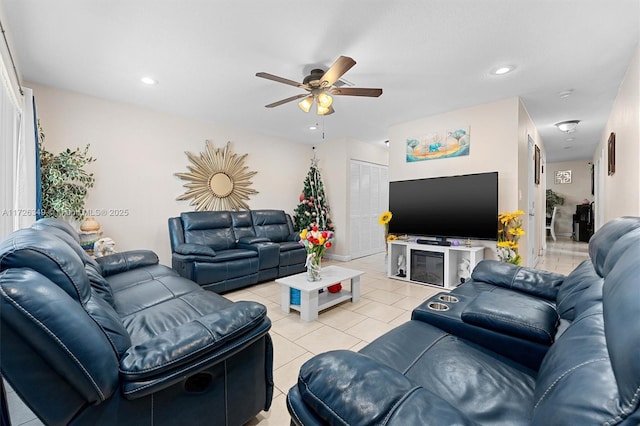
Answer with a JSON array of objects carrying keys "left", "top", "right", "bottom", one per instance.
[{"left": 573, "top": 204, "right": 594, "bottom": 242}]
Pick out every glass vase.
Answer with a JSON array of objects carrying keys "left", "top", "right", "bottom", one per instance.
[{"left": 306, "top": 255, "right": 322, "bottom": 282}]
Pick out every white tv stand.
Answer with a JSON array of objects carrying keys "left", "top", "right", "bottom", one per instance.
[{"left": 387, "top": 240, "right": 485, "bottom": 289}]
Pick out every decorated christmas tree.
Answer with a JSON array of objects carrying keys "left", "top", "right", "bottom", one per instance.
[{"left": 293, "top": 153, "right": 335, "bottom": 232}]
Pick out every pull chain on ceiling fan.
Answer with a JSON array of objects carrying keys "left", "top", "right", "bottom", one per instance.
[{"left": 256, "top": 56, "right": 383, "bottom": 116}]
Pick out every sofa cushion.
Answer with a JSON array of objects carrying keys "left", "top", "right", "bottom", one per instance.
[
  {"left": 602, "top": 238, "right": 640, "bottom": 411},
  {"left": 555, "top": 259, "right": 602, "bottom": 320},
  {"left": 295, "top": 350, "right": 473, "bottom": 426},
  {"left": 181, "top": 211, "right": 237, "bottom": 251},
  {"left": 251, "top": 210, "right": 295, "bottom": 243},
  {"left": 360, "top": 321, "right": 536, "bottom": 425},
  {"left": 231, "top": 210, "right": 255, "bottom": 239},
  {"left": 32, "top": 217, "right": 81, "bottom": 243},
  {"left": 0, "top": 229, "right": 90, "bottom": 303},
  {"left": 588, "top": 216, "right": 640, "bottom": 277},
  {"left": 532, "top": 303, "right": 617, "bottom": 424},
  {"left": 0, "top": 268, "right": 120, "bottom": 403}
]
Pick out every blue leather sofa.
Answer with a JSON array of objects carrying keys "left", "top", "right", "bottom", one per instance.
[
  {"left": 287, "top": 216, "right": 640, "bottom": 425},
  {"left": 0, "top": 218, "right": 274, "bottom": 426},
  {"left": 169, "top": 209, "right": 306, "bottom": 293}
]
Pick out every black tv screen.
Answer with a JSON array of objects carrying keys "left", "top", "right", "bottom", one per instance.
[{"left": 388, "top": 172, "right": 498, "bottom": 240}]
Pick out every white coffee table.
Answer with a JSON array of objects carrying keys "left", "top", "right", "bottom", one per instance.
[{"left": 277, "top": 265, "right": 364, "bottom": 321}]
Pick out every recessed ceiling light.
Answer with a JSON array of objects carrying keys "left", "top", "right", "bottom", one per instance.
[
  {"left": 492, "top": 65, "right": 515, "bottom": 75},
  {"left": 140, "top": 77, "right": 158, "bottom": 85},
  {"left": 308, "top": 125, "right": 318, "bottom": 130},
  {"left": 558, "top": 89, "right": 573, "bottom": 98}
]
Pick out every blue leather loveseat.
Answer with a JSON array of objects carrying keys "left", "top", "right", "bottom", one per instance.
[
  {"left": 169, "top": 209, "right": 306, "bottom": 293},
  {"left": 287, "top": 216, "right": 640, "bottom": 425},
  {"left": 0, "top": 218, "right": 274, "bottom": 426}
]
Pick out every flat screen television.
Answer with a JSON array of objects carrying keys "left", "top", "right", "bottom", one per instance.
[{"left": 388, "top": 171, "right": 498, "bottom": 241}]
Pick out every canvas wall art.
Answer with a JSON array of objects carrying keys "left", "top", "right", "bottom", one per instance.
[{"left": 406, "top": 127, "right": 470, "bottom": 162}]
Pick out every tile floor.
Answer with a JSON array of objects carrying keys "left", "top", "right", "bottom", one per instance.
[{"left": 5, "top": 237, "right": 589, "bottom": 426}]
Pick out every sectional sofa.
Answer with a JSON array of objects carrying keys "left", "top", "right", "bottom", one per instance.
[
  {"left": 287, "top": 216, "right": 640, "bottom": 425},
  {"left": 169, "top": 209, "right": 307, "bottom": 293},
  {"left": 0, "top": 218, "right": 274, "bottom": 426}
]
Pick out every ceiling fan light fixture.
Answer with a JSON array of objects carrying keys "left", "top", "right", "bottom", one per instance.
[
  {"left": 555, "top": 120, "right": 580, "bottom": 133},
  {"left": 317, "top": 104, "right": 330, "bottom": 115},
  {"left": 317, "top": 92, "right": 333, "bottom": 108},
  {"left": 298, "top": 96, "right": 313, "bottom": 113}
]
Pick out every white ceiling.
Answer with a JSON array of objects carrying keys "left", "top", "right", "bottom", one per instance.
[{"left": 3, "top": 0, "right": 639, "bottom": 162}]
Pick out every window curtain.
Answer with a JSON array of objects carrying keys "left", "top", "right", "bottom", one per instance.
[
  {"left": 15, "top": 87, "right": 37, "bottom": 230},
  {"left": 0, "top": 41, "right": 36, "bottom": 239},
  {"left": 0, "top": 48, "right": 22, "bottom": 239}
]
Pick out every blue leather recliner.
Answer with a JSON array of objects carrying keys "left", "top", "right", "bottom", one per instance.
[
  {"left": 168, "top": 209, "right": 306, "bottom": 293},
  {"left": 0, "top": 218, "right": 274, "bottom": 426},
  {"left": 287, "top": 216, "right": 640, "bottom": 425}
]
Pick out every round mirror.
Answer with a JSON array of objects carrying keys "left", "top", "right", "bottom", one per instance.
[{"left": 209, "top": 172, "right": 233, "bottom": 197}]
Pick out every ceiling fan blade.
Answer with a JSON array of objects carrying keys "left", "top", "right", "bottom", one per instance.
[
  {"left": 265, "top": 93, "right": 308, "bottom": 108},
  {"left": 256, "top": 72, "right": 308, "bottom": 89},
  {"left": 330, "top": 87, "right": 383, "bottom": 97},
  {"left": 320, "top": 56, "right": 356, "bottom": 87}
]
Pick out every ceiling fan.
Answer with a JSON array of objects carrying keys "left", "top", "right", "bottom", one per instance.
[{"left": 256, "top": 55, "right": 383, "bottom": 115}]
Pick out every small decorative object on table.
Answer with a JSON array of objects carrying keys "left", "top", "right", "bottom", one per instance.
[
  {"left": 396, "top": 254, "right": 406, "bottom": 277},
  {"left": 497, "top": 210, "right": 525, "bottom": 265},
  {"left": 327, "top": 283, "right": 342, "bottom": 293},
  {"left": 299, "top": 226, "right": 334, "bottom": 282},
  {"left": 290, "top": 288, "right": 301, "bottom": 305},
  {"left": 93, "top": 237, "right": 117, "bottom": 258},
  {"left": 79, "top": 217, "right": 103, "bottom": 255}
]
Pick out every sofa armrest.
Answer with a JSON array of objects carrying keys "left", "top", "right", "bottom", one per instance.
[
  {"left": 289, "top": 350, "right": 474, "bottom": 426},
  {"left": 120, "top": 301, "right": 266, "bottom": 380},
  {"left": 471, "top": 260, "right": 565, "bottom": 300},
  {"left": 173, "top": 243, "right": 216, "bottom": 257},
  {"left": 461, "top": 292, "right": 559, "bottom": 344},
  {"left": 96, "top": 250, "right": 159, "bottom": 277}
]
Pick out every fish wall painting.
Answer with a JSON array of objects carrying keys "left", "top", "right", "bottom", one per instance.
[{"left": 406, "top": 127, "right": 470, "bottom": 162}]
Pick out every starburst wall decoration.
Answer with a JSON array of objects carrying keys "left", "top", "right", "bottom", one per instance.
[{"left": 175, "top": 141, "right": 258, "bottom": 211}]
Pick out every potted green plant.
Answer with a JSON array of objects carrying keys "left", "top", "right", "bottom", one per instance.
[
  {"left": 546, "top": 189, "right": 564, "bottom": 218},
  {"left": 39, "top": 122, "right": 96, "bottom": 221}
]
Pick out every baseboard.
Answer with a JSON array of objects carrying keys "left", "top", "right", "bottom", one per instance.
[{"left": 324, "top": 253, "right": 352, "bottom": 262}]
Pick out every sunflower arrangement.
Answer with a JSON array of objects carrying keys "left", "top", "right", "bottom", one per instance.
[
  {"left": 379, "top": 210, "right": 392, "bottom": 228},
  {"left": 497, "top": 210, "right": 526, "bottom": 265},
  {"left": 379, "top": 211, "right": 395, "bottom": 253}
]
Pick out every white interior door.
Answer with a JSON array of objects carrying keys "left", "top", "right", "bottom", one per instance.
[
  {"left": 595, "top": 149, "right": 605, "bottom": 230},
  {"left": 349, "top": 160, "right": 388, "bottom": 259},
  {"left": 527, "top": 136, "right": 537, "bottom": 267}
]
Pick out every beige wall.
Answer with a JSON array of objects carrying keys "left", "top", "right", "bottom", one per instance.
[
  {"left": 596, "top": 45, "right": 640, "bottom": 223},
  {"left": 29, "top": 83, "right": 312, "bottom": 265},
  {"left": 546, "top": 160, "right": 593, "bottom": 236},
  {"left": 386, "top": 97, "right": 545, "bottom": 265}
]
